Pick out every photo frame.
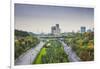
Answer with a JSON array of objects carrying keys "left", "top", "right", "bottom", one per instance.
[{"left": 10, "top": 0, "right": 95, "bottom": 69}]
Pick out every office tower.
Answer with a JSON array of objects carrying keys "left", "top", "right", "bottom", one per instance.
[{"left": 81, "top": 26, "right": 86, "bottom": 33}]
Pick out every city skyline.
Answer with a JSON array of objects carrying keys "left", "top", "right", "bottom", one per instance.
[{"left": 15, "top": 4, "right": 94, "bottom": 34}]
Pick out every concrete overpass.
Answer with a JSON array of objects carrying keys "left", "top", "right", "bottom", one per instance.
[{"left": 35, "top": 35, "right": 65, "bottom": 41}]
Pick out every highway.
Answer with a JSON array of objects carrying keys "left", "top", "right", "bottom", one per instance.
[
  {"left": 15, "top": 41, "right": 45, "bottom": 65},
  {"left": 15, "top": 40, "right": 81, "bottom": 65},
  {"left": 60, "top": 41, "right": 81, "bottom": 62}
]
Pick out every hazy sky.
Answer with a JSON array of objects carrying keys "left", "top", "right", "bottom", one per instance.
[{"left": 15, "top": 4, "right": 94, "bottom": 34}]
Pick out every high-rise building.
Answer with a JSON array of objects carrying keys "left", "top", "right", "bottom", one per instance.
[
  {"left": 81, "top": 26, "right": 86, "bottom": 33},
  {"left": 51, "top": 26, "right": 56, "bottom": 35},
  {"left": 56, "top": 24, "right": 59, "bottom": 28},
  {"left": 51, "top": 24, "right": 61, "bottom": 36}
]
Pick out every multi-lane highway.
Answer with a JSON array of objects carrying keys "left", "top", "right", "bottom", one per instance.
[
  {"left": 15, "top": 39, "right": 80, "bottom": 65},
  {"left": 60, "top": 40, "right": 81, "bottom": 62},
  {"left": 15, "top": 41, "right": 45, "bottom": 65}
]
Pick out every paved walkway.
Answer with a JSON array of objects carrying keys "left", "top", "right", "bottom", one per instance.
[
  {"left": 60, "top": 41, "right": 81, "bottom": 62},
  {"left": 15, "top": 41, "right": 45, "bottom": 65}
]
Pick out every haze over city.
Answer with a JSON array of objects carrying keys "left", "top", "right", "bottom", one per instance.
[{"left": 15, "top": 4, "right": 94, "bottom": 34}]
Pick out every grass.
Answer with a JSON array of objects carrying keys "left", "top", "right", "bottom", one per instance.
[
  {"left": 33, "top": 47, "right": 46, "bottom": 64},
  {"left": 33, "top": 40, "right": 69, "bottom": 64}
]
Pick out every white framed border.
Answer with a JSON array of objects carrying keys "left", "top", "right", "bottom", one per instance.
[{"left": 10, "top": 0, "right": 95, "bottom": 69}]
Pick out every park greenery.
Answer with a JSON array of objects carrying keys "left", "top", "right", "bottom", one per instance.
[
  {"left": 14, "top": 29, "right": 94, "bottom": 64},
  {"left": 64, "top": 32, "right": 94, "bottom": 61},
  {"left": 15, "top": 29, "right": 39, "bottom": 59},
  {"left": 33, "top": 40, "right": 69, "bottom": 64}
]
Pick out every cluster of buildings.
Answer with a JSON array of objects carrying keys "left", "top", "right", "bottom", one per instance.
[
  {"left": 81, "top": 26, "right": 94, "bottom": 33},
  {"left": 50, "top": 24, "right": 93, "bottom": 36},
  {"left": 51, "top": 24, "right": 61, "bottom": 36}
]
